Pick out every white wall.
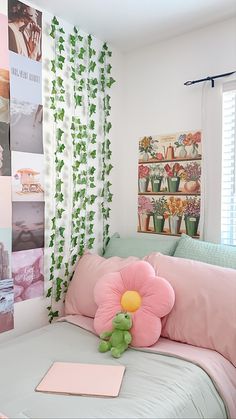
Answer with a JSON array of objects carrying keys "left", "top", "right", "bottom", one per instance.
[
  {"left": 0, "top": 0, "right": 124, "bottom": 342},
  {"left": 112, "top": 18, "right": 236, "bottom": 242}
]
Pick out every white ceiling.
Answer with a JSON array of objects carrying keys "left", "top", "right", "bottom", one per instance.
[{"left": 34, "top": 0, "right": 236, "bottom": 52}]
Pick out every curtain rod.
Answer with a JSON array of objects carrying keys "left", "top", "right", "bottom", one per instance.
[{"left": 184, "top": 71, "right": 236, "bottom": 88}]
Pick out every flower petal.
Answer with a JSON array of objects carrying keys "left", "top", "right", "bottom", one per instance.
[
  {"left": 141, "top": 276, "right": 175, "bottom": 318},
  {"left": 94, "top": 272, "right": 125, "bottom": 306},
  {"left": 94, "top": 302, "right": 121, "bottom": 336},
  {"left": 120, "top": 261, "right": 155, "bottom": 292},
  {"left": 131, "top": 310, "right": 162, "bottom": 347}
]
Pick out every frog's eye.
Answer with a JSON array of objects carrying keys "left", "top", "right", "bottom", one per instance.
[{"left": 125, "top": 314, "right": 129, "bottom": 319}]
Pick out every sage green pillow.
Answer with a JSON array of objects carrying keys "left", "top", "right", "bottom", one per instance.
[
  {"left": 174, "top": 234, "right": 236, "bottom": 269},
  {"left": 103, "top": 233, "right": 179, "bottom": 258}
]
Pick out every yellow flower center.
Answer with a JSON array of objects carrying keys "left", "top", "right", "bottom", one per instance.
[{"left": 120, "top": 290, "right": 142, "bottom": 312}]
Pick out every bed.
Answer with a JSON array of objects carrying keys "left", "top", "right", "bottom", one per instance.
[
  {"left": 1, "top": 234, "right": 236, "bottom": 419},
  {"left": 0, "top": 317, "right": 234, "bottom": 419}
]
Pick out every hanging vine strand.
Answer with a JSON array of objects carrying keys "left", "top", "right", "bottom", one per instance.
[
  {"left": 47, "top": 16, "right": 67, "bottom": 322},
  {"left": 99, "top": 42, "right": 115, "bottom": 252}
]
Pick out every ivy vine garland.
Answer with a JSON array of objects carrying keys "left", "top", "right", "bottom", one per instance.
[
  {"left": 47, "top": 17, "right": 115, "bottom": 322},
  {"left": 99, "top": 42, "right": 115, "bottom": 251}
]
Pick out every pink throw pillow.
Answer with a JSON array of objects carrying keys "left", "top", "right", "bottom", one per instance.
[
  {"left": 94, "top": 261, "right": 175, "bottom": 347},
  {"left": 145, "top": 252, "right": 236, "bottom": 366},
  {"left": 65, "top": 252, "right": 138, "bottom": 318}
]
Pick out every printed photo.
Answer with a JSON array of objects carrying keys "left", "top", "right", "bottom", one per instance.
[
  {"left": 10, "top": 99, "right": 43, "bottom": 154},
  {"left": 10, "top": 52, "right": 42, "bottom": 104},
  {"left": 8, "top": 0, "right": 42, "bottom": 62},
  {"left": 0, "top": 177, "right": 12, "bottom": 228},
  {"left": 0, "top": 122, "right": 11, "bottom": 175},
  {"left": 0, "top": 279, "right": 14, "bottom": 334},
  {"left": 12, "top": 248, "right": 44, "bottom": 302},
  {"left": 12, "top": 201, "right": 44, "bottom": 252},
  {"left": 0, "top": 68, "right": 10, "bottom": 123},
  {"left": 12, "top": 151, "right": 44, "bottom": 201},
  {"left": 0, "top": 228, "right": 11, "bottom": 280},
  {"left": 0, "top": 13, "right": 9, "bottom": 69}
]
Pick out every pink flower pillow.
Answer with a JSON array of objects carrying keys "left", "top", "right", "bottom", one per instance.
[{"left": 94, "top": 260, "right": 175, "bottom": 347}]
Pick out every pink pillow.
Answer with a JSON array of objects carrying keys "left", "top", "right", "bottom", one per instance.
[
  {"left": 145, "top": 252, "right": 236, "bottom": 366},
  {"left": 65, "top": 252, "right": 138, "bottom": 318},
  {"left": 94, "top": 261, "right": 175, "bottom": 347}
]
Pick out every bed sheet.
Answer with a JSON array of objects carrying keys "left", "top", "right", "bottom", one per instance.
[{"left": 0, "top": 322, "right": 227, "bottom": 419}]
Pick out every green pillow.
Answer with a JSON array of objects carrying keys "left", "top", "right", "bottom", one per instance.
[
  {"left": 103, "top": 233, "right": 179, "bottom": 258},
  {"left": 174, "top": 234, "right": 236, "bottom": 269}
]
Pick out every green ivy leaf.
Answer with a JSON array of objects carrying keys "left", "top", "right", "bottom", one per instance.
[
  {"left": 46, "top": 287, "right": 52, "bottom": 298},
  {"left": 70, "top": 34, "right": 76, "bottom": 46},
  {"left": 106, "top": 63, "right": 112, "bottom": 74},
  {"left": 49, "top": 26, "right": 55, "bottom": 39},
  {"left": 58, "top": 55, "right": 65, "bottom": 63},
  {"left": 99, "top": 51, "right": 105, "bottom": 64},
  {"left": 106, "top": 163, "right": 113, "bottom": 175},
  {"left": 72, "top": 254, "right": 77, "bottom": 265},
  {"left": 56, "top": 128, "right": 64, "bottom": 140},
  {"left": 59, "top": 36, "right": 65, "bottom": 43},
  {"left": 89, "top": 120, "right": 95, "bottom": 130},
  {"left": 57, "top": 208, "right": 65, "bottom": 219},
  {"left": 106, "top": 77, "right": 115, "bottom": 88},
  {"left": 78, "top": 47, "right": 86, "bottom": 59},
  {"left": 90, "top": 150, "right": 96, "bottom": 159},
  {"left": 59, "top": 227, "right": 65, "bottom": 238},
  {"left": 75, "top": 95, "right": 83, "bottom": 107},
  {"left": 51, "top": 60, "right": 56, "bottom": 73},
  {"left": 52, "top": 16, "right": 59, "bottom": 25},
  {"left": 89, "top": 166, "right": 96, "bottom": 175},
  {"left": 106, "top": 122, "right": 112, "bottom": 133},
  {"left": 56, "top": 255, "right": 63, "bottom": 269},
  {"left": 59, "top": 27, "right": 65, "bottom": 33},
  {"left": 59, "top": 44, "right": 65, "bottom": 53},
  {"left": 56, "top": 179, "right": 63, "bottom": 192},
  {"left": 87, "top": 237, "right": 95, "bottom": 249},
  {"left": 89, "top": 61, "right": 96, "bottom": 72},
  {"left": 89, "top": 104, "right": 96, "bottom": 116},
  {"left": 57, "top": 108, "right": 65, "bottom": 121}
]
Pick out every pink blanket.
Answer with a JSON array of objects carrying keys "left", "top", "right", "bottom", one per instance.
[{"left": 60, "top": 314, "right": 236, "bottom": 419}]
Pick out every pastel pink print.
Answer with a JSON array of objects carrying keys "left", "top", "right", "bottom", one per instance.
[
  {"left": 94, "top": 261, "right": 175, "bottom": 347},
  {"left": 12, "top": 248, "right": 44, "bottom": 302}
]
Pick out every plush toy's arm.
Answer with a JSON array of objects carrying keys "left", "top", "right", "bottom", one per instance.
[
  {"left": 124, "top": 331, "right": 132, "bottom": 345},
  {"left": 100, "top": 331, "right": 112, "bottom": 340}
]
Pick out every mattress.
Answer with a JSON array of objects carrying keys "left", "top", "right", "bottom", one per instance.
[{"left": 0, "top": 322, "right": 227, "bottom": 419}]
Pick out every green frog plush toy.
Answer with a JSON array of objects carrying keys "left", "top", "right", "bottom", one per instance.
[{"left": 98, "top": 312, "right": 132, "bottom": 358}]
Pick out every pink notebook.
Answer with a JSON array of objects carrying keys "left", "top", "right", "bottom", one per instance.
[{"left": 35, "top": 362, "right": 125, "bottom": 397}]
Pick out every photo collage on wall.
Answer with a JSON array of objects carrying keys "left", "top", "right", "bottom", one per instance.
[
  {"left": 0, "top": 1, "right": 44, "bottom": 334},
  {"left": 137, "top": 131, "right": 202, "bottom": 238}
]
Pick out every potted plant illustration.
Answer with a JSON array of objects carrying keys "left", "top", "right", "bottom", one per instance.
[
  {"left": 138, "top": 164, "right": 150, "bottom": 192},
  {"left": 150, "top": 165, "right": 164, "bottom": 192},
  {"left": 151, "top": 196, "right": 168, "bottom": 233},
  {"left": 184, "top": 196, "right": 200, "bottom": 236},
  {"left": 174, "top": 134, "right": 187, "bottom": 158},
  {"left": 184, "top": 131, "right": 201, "bottom": 158},
  {"left": 183, "top": 162, "right": 201, "bottom": 193},
  {"left": 139, "top": 136, "right": 156, "bottom": 161},
  {"left": 138, "top": 196, "right": 153, "bottom": 231},
  {"left": 164, "top": 163, "right": 185, "bottom": 193},
  {"left": 167, "top": 197, "right": 186, "bottom": 235}
]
